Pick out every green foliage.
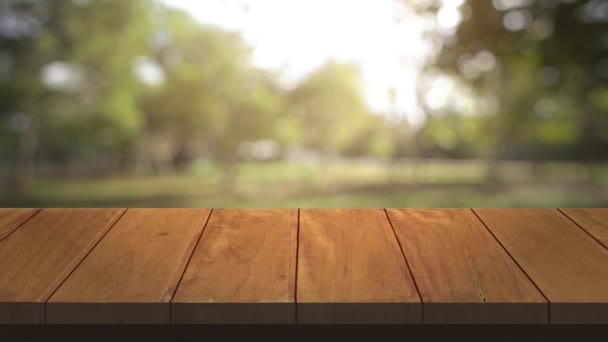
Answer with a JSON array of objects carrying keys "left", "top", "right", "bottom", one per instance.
[
  {"left": 287, "top": 61, "right": 373, "bottom": 154},
  {"left": 4, "top": 0, "right": 606, "bottom": 189},
  {"left": 1, "top": 0, "right": 299, "bottom": 177},
  {"left": 417, "top": 0, "right": 608, "bottom": 161}
]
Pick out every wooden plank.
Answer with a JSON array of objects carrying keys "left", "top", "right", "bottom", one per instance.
[
  {"left": 386, "top": 208, "right": 547, "bottom": 323},
  {"left": 0, "top": 208, "right": 39, "bottom": 242},
  {"left": 474, "top": 208, "right": 608, "bottom": 324},
  {"left": 560, "top": 208, "right": 608, "bottom": 249},
  {"left": 47, "top": 208, "right": 211, "bottom": 324},
  {"left": 297, "top": 209, "right": 421, "bottom": 323},
  {"left": 172, "top": 209, "right": 297, "bottom": 324},
  {"left": 0, "top": 208, "right": 124, "bottom": 324}
]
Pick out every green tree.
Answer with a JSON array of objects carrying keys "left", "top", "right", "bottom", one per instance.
[
  {"left": 1, "top": 0, "right": 155, "bottom": 188},
  {"left": 409, "top": 0, "right": 608, "bottom": 183},
  {"left": 286, "top": 61, "right": 373, "bottom": 156},
  {"left": 140, "top": 8, "right": 284, "bottom": 187}
]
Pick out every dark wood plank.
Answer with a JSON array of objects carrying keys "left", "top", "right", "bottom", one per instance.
[
  {"left": 0, "top": 208, "right": 39, "bottom": 242},
  {"left": 297, "top": 209, "right": 421, "bottom": 323},
  {"left": 172, "top": 209, "right": 297, "bottom": 324},
  {"left": 0, "top": 208, "right": 124, "bottom": 323},
  {"left": 474, "top": 208, "right": 608, "bottom": 324},
  {"left": 47, "top": 208, "right": 211, "bottom": 324},
  {"left": 386, "top": 208, "right": 547, "bottom": 323},
  {"left": 560, "top": 208, "right": 608, "bottom": 249}
]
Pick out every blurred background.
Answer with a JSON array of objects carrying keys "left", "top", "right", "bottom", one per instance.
[{"left": 0, "top": 0, "right": 607, "bottom": 208}]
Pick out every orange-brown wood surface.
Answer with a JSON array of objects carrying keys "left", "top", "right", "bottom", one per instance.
[
  {"left": 47, "top": 208, "right": 211, "bottom": 324},
  {"left": 1, "top": 208, "right": 608, "bottom": 324},
  {"left": 386, "top": 208, "right": 548, "bottom": 323},
  {"left": 560, "top": 208, "right": 608, "bottom": 248},
  {"left": 0, "top": 208, "right": 39, "bottom": 242},
  {"left": 172, "top": 209, "right": 297, "bottom": 323},
  {"left": 297, "top": 209, "right": 421, "bottom": 323},
  {"left": 474, "top": 208, "right": 608, "bottom": 323},
  {"left": 0, "top": 208, "right": 124, "bottom": 323}
]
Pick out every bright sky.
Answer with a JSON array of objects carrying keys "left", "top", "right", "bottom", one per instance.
[{"left": 160, "top": 0, "right": 458, "bottom": 126}]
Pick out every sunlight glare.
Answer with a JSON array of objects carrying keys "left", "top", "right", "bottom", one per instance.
[{"left": 160, "top": 0, "right": 437, "bottom": 125}]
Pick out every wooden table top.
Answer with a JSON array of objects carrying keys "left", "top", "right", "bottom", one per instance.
[{"left": 0, "top": 208, "right": 607, "bottom": 324}]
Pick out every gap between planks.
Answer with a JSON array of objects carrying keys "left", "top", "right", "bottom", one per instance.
[
  {"left": 167, "top": 209, "right": 214, "bottom": 324},
  {"left": 470, "top": 208, "right": 551, "bottom": 323},
  {"left": 472, "top": 208, "right": 608, "bottom": 324},
  {"left": 383, "top": 208, "right": 425, "bottom": 323},
  {"left": 294, "top": 208, "right": 300, "bottom": 324},
  {"left": 43, "top": 208, "right": 128, "bottom": 323},
  {"left": 557, "top": 208, "right": 608, "bottom": 251},
  {"left": 0, "top": 208, "right": 42, "bottom": 243}
]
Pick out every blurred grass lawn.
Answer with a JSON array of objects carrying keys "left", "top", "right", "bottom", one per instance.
[{"left": 2, "top": 160, "right": 607, "bottom": 208}]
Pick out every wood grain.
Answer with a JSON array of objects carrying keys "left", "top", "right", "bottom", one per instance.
[
  {"left": 386, "top": 208, "right": 547, "bottom": 323},
  {"left": 0, "top": 208, "right": 124, "bottom": 323},
  {"left": 2, "top": 207, "right": 607, "bottom": 324},
  {"left": 0, "top": 208, "right": 39, "bottom": 242},
  {"left": 47, "top": 208, "right": 211, "bottom": 324},
  {"left": 172, "top": 209, "right": 297, "bottom": 324},
  {"left": 297, "top": 209, "right": 421, "bottom": 323},
  {"left": 474, "top": 208, "right": 608, "bottom": 324},
  {"left": 560, "top": 208, "right": 608, "bottom": 249}
]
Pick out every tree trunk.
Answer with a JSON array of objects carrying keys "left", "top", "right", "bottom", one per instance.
[
  {"left": 219, "top": 160, "right": 238, "bottom": 194},
  {"left": 485, "top": 155, "right": 502, "bottom": 190},
  {"left": 13, "top": 116, "right": 39, "bottom": 192},
  {"left": 577, "top": 106, "right": 596, "bottom": 185},
  {"left": 485, "top": 124, "right": 505, "bottom": 191}
]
